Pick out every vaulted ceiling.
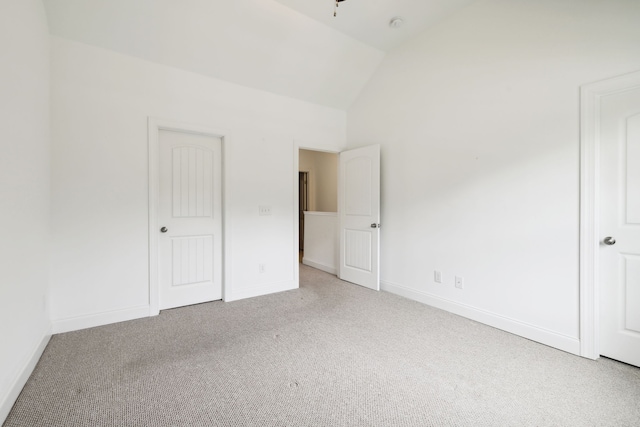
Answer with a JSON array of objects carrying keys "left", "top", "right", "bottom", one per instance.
[{"left": 43, "top": 0, "right": 475, "bottom": 110}]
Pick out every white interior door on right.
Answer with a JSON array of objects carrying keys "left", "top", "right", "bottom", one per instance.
[
  {"left": 599, "top": 85, "right": 640, "bottom": 367},
  {"left": 338, "top": 145, "right": 380, "bottom": 291}
]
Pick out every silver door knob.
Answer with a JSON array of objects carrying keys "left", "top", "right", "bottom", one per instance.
[
  {"left": 370, "top": 223, "right": 380, "bottom": 229},
  {"left": 603, "top": 236, "right": 616, "bottom": 245},
  {"left": 160, "top": 227, "right": 168, "bottom": 233}
]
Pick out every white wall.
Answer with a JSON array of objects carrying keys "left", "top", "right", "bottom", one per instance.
[
  {"left": 49, "top": 38, "right": 346, "bottom": 331},
  {"left": 302, "top": 212, "right": 338, "bottom": 274},
  {"left": 314, "top": 151, "right": 338, "bottom": 213},
  {"left": 299, "top": 149, "right": 338, "bottom": 212},
  {"left": 0, "top": 0, "right": 51, "bottom": 421},
  {"left": 347, "top": 0, "right": 640, "bottom": 354}
]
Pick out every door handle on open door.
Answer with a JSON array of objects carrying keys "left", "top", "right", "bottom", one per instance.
[
  {"left": 603, "top": 236, "right": 616, "bottom": 245},
  {"left": 370, "top": 223, "right": 381, "bottom": 229},
  {"left": 160, "top": 227, "right": 168, "bottom": 233}
]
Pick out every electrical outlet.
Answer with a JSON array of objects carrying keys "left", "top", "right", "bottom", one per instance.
[
  {"left": 455, "top": 276, "right": 464, "bottom": 289},
  {"left": 259, "top": 206, "right": 272, "bottom": 216},
  {"left": 434, "top": 270, "right": 442, "bottom": 283},
  {"left": 259, "top": 264, "right": 266, "bottom": 274}
]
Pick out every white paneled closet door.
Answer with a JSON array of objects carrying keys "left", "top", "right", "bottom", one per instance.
[{"left": 158, "top": 130, "right": 222, "bottom": 310}]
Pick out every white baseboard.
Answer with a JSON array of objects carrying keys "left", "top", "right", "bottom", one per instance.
[
  {"left": 302, "top": 258, "right": 337, "bottom": 275},
  {"left": 225, "top": 280, "right": 297, "bottom": 302},
  {"left": 0, "top": 331, "right": 51, "bottom": 425},
  {"left": 52, "top": 305, "right": 150, "bottom": 334},
  {"left": 381, "top": 280, "right": 581, "bottom": 356}
]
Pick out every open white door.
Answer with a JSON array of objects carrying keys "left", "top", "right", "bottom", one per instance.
[
  {"left": 338, "top": 145, "right": 380, "bottom": 290},
  {"left": 599, "top": 83, "right": 640, "bottom": 367}
]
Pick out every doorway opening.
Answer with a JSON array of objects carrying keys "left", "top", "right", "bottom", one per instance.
[
  {"left": 297, "top": 148, "right": 339, "bottom": 273},
  {"left": 294, "top": 144, "right": 381, "bottom": 291}
]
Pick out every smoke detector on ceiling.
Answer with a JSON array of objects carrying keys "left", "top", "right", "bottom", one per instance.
[{"left": 389, "top": 17, "right": 405, "bottom": 29}]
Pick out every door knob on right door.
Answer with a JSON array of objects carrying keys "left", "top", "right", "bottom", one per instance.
[{"left": 603, "top": 236, "right": 616, "bottom": 245}]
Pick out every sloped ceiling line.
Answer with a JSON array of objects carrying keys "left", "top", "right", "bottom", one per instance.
[{"left": 43, "top": 0, "right": 473, "bottom": 109}]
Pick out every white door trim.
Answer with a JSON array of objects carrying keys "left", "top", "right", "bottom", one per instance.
[
  {"left": 579, "top": 70, "right": 640, "bottom": 359},
  {"left": 148, "top": 117, "right": 231, "bottom": 315}
]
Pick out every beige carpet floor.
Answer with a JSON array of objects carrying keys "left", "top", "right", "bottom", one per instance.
[{"left": 4, "top": 265, "right": 640, "bottom": 426}]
